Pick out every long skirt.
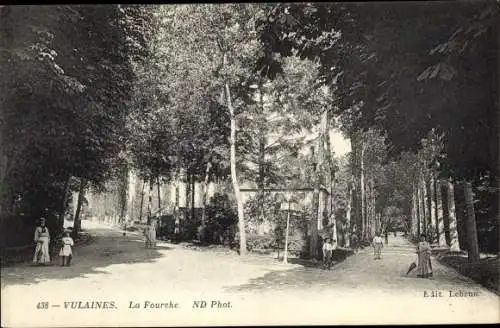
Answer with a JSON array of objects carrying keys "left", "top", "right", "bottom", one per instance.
[
  {"left": 417, "top": 252, "right": 432, "bottom": 277},
  {"left": 33, "top": 237, "right": 50, "bottom": 264},
  {"left": 374, "top": 244, "right": 382, "bottom": 259},
  {"left": 323, "top": 251, "right": 332, "bottom": 269},
  {"left": 148, "top": 227, "right": 156, "bottom": 248}
]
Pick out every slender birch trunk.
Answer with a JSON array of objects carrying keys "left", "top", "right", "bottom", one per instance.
[
  {"left": 411, "top": 183, "right": 417, "bottom": 238},
  {"left": 447, "top": 181, "right": 461, "bottom": 252},
  {"left": 345, "top": 182, "right": 352, "bottom": 247},
  {"left": 436, "top": 179, "right": 446, "bottom": 247},
  {"left": 223, "top": 52, "right": 246, "bottom": 255},
  {"left": 429, "top": 174, "right": 437, "bottom": 243}
]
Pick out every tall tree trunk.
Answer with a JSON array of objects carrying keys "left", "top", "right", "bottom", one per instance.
[
  {"left": 371, "top": 179, "right": 376, "bottom": 238},
  {"left": 119, "top": 166, "right": 128, "bottom": 224},
  {"left": 257, "top": 81, "right": 266, "bottom": 221},
  {"left": 321, "top": 109, "right": 335, "bottom": 217},
  {"left": 201, "top": 162, "right": 211, "bottom": 224},
  {"left": 310, "top": 145, "right": 320, "bottom": 259},
  {"left": 175, "top": 170, "right": 180, "bottom": 220},
  {"left": 0, "top": 153, "right": 7, "bottom": 216},
  {"left": 464, "top": 182, "right": 480, "bottom": 261},
  {"left": 351, "top": 134, "right": 362, "bottom": 241},
  {"left": 416, "top": 179, "right": 421, "bottom": 237},
  {"left": 126, "top": 169, "right": 135, "bottom": 224},
  {"left": 411, "top": 183, "right": 417, "bottom": 238},
  {"left": 72, "top": 178, "right": 86, "bottom": 237},
  {"left": 447, "top": 181, "right": 461, "bottom": 252},
  {"left": 345, "top": 182, "right": 352, "bottom": 247},
  {"left": 147, "top": 177, "right": 153, "bottom": 225},
  {"left": 191, "top": 174, "right": 195, "bottom": 224},
  {"left": 429, "top": 174, "right": 437, "bottom": 243},
  {"left": 223, "top": 53, "right": 246, "bottom": 255},
  {"left": 157, "top": 176, "right": 162, "bottom": 217},
  {"left": 435, "top": 179, "right": 446, "bottom": 246},
  {"left": 185, "top": 170, "right": 190, "bottom": 222},
  {"left": 360, "top": 142, "right": 366, "bottom": 241},
  {"left": 421, "top": 173, "right": 428, "bottom": 236},
  {"left": 58, "top": 175, "right": 71, "bottom": 232},
  {"left": 0, "top": 101, "right": 5, "bottom": 215},
  {"left": 138, "top": 180, "right": 145, "bottom": 223}
]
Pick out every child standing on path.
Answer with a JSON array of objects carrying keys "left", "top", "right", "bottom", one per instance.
[
  {"left": 59, "top": 229, "right": 74, "bottom": 266},
  {"left": 322, "top": 237, "right": 334, "bottom": 270}
]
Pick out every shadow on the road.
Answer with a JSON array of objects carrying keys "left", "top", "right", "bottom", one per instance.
[
  {"left": 225, "top": 264, "right": 341, "bottom": 292},
  {"left": 1, "top": 228, "right": 172, "bottom": 287}
]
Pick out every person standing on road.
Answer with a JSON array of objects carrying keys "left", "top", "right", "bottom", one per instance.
[
  {"left": 33, "top": 217, "right": 51, "bottom": 265},
  {"left": 148, "top": 219, "right": 157, "bottom": 248},
  {"left": 416, "top": 234, "right": 432, "bottom": 278},
  {"left": 59, "top": 229, "right": 74, "bottom": 266},
  {"left": 351, "top": 232, "right": 359, "bottom": 253},
  {"left": 372, "top": 233, "right": 384, "bottom": 260},
  {"left": 143, "top": 224, "right": 151, "bottom": 248},
  {"left": 384, "top": 230, "right": 389, "bottom": 245},
  {"left": 322, "top": 237, "right": 334, "bottom": 270}
]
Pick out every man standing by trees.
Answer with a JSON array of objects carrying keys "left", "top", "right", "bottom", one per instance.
[{"left": 372, "top": 232, "right": 384, "bottom": 260}]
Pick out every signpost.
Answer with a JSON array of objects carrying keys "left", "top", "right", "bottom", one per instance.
[{"left": 280, "top": 193, "right": 296, "bottom": 264}]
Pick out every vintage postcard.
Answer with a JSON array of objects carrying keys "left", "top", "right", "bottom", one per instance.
[{"left": 1, "top": 2, "right": 499, "bottom": 327}]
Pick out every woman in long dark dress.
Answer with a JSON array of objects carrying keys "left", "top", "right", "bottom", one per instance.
[{"left": 416, "top": 234, "right": 432, "bottom": 278}]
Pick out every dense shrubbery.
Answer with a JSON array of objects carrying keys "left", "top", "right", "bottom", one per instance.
[
  {"left": 203, "top": 193, "right": 237, "bottom": 245},
  {"left": 246, "top": 232, "right": 306, "bottom": 255}
]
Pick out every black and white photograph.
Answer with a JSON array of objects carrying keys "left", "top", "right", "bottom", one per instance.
[{"left": 1, "top": 2, "right": 499, "bottom": 326}]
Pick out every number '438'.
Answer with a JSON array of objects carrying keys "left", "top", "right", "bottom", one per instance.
[{"left": 37, "top": 302, "right": 49, "bottom": 309}]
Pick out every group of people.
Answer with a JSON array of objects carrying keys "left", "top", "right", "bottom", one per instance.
[
  {"left": 32, "top": 215, "right": 433, "bottom": 278},
  {"left": 33, "top": 217, "right": 74, "bottom": 266},
  {"left": 321, "top": 229, "right": 433, "bottom": 279},
  {"left": 372, "top": 231, "right": 433, "bottom": 278}
]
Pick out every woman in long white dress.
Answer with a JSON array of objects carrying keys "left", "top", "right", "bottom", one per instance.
[{"left": 33, "top": 217, "right": 51, "bottom": 265}]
